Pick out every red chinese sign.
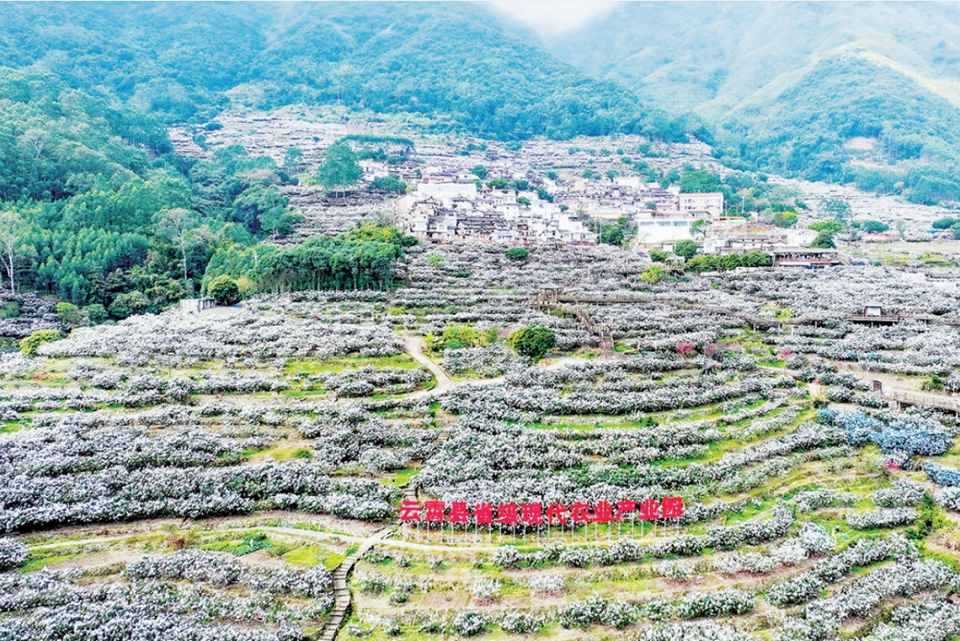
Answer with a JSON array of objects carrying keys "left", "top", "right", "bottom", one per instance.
[{"left": 398, "top": 498, "right": 683, "bottom": 523}]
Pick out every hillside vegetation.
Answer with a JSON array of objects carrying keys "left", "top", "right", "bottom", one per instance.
[
  {"left": 0, "top": 2, "right": 697, "bottom": 141},
  {"left": 553, "top": 2, "right": 960, "bottom": 201},
  {"left": 0, "top": 68, "right": 307, "bottom": 315}
]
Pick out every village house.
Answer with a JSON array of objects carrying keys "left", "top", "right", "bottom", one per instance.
[
  {"left": 702, "top": 227, "right": 819, "bottom": 254},
  {"left": 770, "top": 248, "right": 843, "bottom": 268},
  {"left": 403, "top": 179, "right": 597, "bottom": 245}
]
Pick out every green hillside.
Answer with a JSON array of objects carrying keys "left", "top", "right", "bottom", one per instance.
[
  {"left": 0, "top": 67, "right": 304, "bottom": 312},
  {"left": 552, "top": 2, "right": 960, "bottom": 201},
  {"left": 0, "top": 2, "right": 697, "bottom": 141}
]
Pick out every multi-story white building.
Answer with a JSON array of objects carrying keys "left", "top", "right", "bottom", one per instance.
[
  {"left": 634, "top": 209, "right": 713, "bottom": 243},
  {"left": 415, "top": 179, "right": 477, "bottom": 201},
  {"left": 679, "top": 192, "right": 724, "bottom": 217}
]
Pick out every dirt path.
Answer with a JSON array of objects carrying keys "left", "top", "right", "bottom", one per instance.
[
  {"left": 834, "top": 361, "right": 927, "bottom": 392},
  {"left": 402, "top": 335, "right": 452, "bottom": 399},
  {"left": 400, "top": 337, "right": 594, "bottom": 400}
]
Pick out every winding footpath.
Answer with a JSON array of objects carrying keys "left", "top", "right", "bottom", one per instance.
[
  {"left": 400, "top": 334, "right": 594, "bottom": 401},
  {"left": 402, "top": 335, "right": 453, "bottom": 399}
]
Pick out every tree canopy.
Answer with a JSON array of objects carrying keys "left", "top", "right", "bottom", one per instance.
[{"left": 316, "top": 141, "right": 363, "bottom": 196}]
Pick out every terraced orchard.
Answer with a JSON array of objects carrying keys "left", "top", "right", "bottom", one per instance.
[{"left": 4, "top": 243, "right": 960, "bottom": 641}]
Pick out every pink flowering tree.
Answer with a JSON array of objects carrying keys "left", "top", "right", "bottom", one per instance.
[{"left": 676, "top": 343, "right": 696, "bottom": 357}]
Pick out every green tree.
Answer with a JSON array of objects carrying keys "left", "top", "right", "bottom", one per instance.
[
  {"left": 860, "top": 220, "right": 889, "bottom": 234},
  {"left": 690, "top": 218, "right": 711, "bottom": 237},
  {"left": 809, "top": 231, "right": 837, "bottom": 248},
  {"left": 108, "top": 290, "right": 152, "bottom": 319},
  {"left": 536, "top": 188, "right": 553, "bottom": 202},
  {"left": 233, "top": 185, "right": 298, "bottom": 238},
  {"left": 0, "top": 210, "right": 24, "bottom": 294},
  {"left": 509, "top": 325, "right": 556, "bottom": 360},
  {"left": 427, "top": 254, "right": 445, "bottom": 270},
  {"left": 158, "top": 208, "right": 201, "bottom": 282},
  {"left": 641, "top": 264, "right": 665, "bottom": 284},
  {"left": 207, "top": 275, "right": 240, "bottom": 305},
  {"left": 316, "top": 141, "right": 363, "bottom": 197},
  {"left": 771, "top": 211, "right": 798, "bottom": 228},
  {"left": 505, "top": 247, "right": 529, "bottom": 261},
  {"left": 809, "top": 220, "right": 844, "bottom": 233},
  {"left": 85, "top": 303, "right": 108, "bottom": 324},
  {"left": 819, "top": 198, "right": 851, "bottom": 224},
  {"left": 673, "top": 239, "right": 699, "bottom": 259},
  {"left": 470, "top": 165, "right": 488, "bottom": 180},
  {"left": 486, "top": 178, "right": 509, "bottom": 189},
  {"left": 545, "top": 171, "right": 559, "bottom": 181},
  {"left": 19, "top": 329, "right": 60, "bottom": 357},
  {"left": 679, "top": 170, "right": 721, "bottom": 193},
  {"left": 517, "top": 196, "right": 531, "bottom": 206},
  {"left": 598, "top": 223, "right": 624, "bottom": 246},
  {"left": 439, "top": 324, "right": 482, "bottom": 350},
  {"left": 649, "top": 249, "right": 667, "bottom": 262},
  {"left": 370, "top": 175, "right": 407, "bottom": 194},
  {"left": 283, "top": 146, "right": 303, "bottom": 173},
  {"left": 933, "top": 217, "right": 958, "bottom": 230},
  {"left": 896, "top": 220, "right": 906, "bottom": 239}
]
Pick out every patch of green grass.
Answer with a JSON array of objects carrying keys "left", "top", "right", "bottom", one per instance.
[
  {"left": 201, "top": 533, "right": 272, "bottom": 556},
  {"left": 2, "top": 421, "right": 21, "bottom": 433},
  {"left": 758, "top": 360, "right": 787, "bottom": 368},
  {"left": 284, "top": 353, "right": 419, "bottom": 375},
  {"left": 19, "top": 553, "right": 78, "bottom": 573},
  {"left": 282, "top": 546, "right": 345, "bottom": 569},
  {"left": 382, "top": 467, "right": 418, "bottom": 487}
]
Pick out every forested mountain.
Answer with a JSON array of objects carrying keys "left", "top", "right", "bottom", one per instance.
[
  {"left": 0, "top": 68, "right": 304, "bottom": 315},
  {"left": 550, "top": 2, "right": 960, "bottom": 201},
  {"left": 0, "top": 2, "right": 698, "bottom": 141}
]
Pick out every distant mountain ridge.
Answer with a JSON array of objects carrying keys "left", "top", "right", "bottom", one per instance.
[
  {"left": 0, "top": 2, "right": 701, "bottom": 141},
  {"left": 548, "top": 2, "right": 960, "bottom": 200}
]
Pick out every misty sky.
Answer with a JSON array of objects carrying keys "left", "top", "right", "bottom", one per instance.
[{"left": 489, "top": 1, "right": 621, "bottom": 35}]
